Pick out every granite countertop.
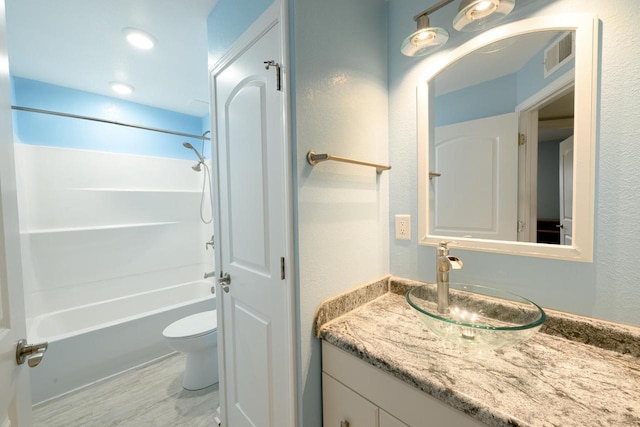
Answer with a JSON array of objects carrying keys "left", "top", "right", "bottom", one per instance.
[{"left": 314, "top": 276, "right": 640, "bottom": 427}]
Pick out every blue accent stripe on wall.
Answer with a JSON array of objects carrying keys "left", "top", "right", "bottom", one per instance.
[
  {"left": 12, "top": 77, "right": 209, "bottom": 160},
  {"left": 435, "top": 73, "right": 517, "bottom": 127}
]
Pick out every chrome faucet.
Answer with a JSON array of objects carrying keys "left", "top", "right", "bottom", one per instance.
[{"left": 436, "top": 242, "right": 463, "bottom": 314}]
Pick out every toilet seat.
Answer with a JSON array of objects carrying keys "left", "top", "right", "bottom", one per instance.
[{"left": 163, "top": 311, "right": 217, "bottom": 339}]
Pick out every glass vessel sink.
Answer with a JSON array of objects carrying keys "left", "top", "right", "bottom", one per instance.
[{"left": 406, "top": 283, "right": 546, "bottom": 351}]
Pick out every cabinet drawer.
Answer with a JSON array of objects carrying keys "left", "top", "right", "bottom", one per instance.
[{"left": 323, "top": 372, "right": 378, "bottom": 427}]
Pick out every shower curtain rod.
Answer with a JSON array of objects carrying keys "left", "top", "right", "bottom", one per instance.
[{"left": 11, "top": 105, "right": 211, "bottom": 141}]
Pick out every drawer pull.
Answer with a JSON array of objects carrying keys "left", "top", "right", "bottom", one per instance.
[{"left": 340, "top": 421, "right": 350, "bottom": 427}]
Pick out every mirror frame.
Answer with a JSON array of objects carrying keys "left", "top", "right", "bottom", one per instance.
[{"left": 417, "top": 14, "right": 598, "bottom": 262}]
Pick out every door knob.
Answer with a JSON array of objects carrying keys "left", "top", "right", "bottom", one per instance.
[
  {"left": 219, "top": 272, "right": 231, "bottom": 293},
  {"left": 16, "top": 339, "right": 48, "bottom": 368}
]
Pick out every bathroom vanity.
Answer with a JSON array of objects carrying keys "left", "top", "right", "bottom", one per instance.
[
  {"left": 315, "top": 277, "right": 640, "bottom": 427},
  {"left": 322, "top": 342, "right": 484, "bottom": 426}
]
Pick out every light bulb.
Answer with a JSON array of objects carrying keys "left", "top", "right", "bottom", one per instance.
[
  {"left": 474, "top": 1, "right": 495, "bottom": 12},
  {"left": 453, "top": 0, "right": 515, "bottom": 32},
  {"left": 401, "top": 26, "right": 449, "bottom": 57},
  {"left": 466, "top": 0, "right": 499, "bottom": 20},
  {"left": 413, "top": 29, "right": 437, "bottom": 45}
]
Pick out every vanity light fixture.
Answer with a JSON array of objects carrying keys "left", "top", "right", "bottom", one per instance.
[
  {"left": 401, "top": 12, "right": 450, "bottom": 57},
  {"left": 109, "top": 81, "right": 134, "bottom": 95},
  {"left": 401, "top": 0, "right": 453, "bottom": 58},
  {"left": 401, "top": 0, "right": 516, "bottom": 57},
  {"left": 453, "top": 0, "right": 515, "bottom": 32},
  {"left": 122, "top": 27, "right": 156, "bottom": 50}
]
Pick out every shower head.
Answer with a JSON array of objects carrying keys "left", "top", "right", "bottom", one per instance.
[
  {"left": 182, "top": 142, "right": 205, "bottom": 163},
  {"left": 192, "top": 162, "right": 202, "bottom": 172}
]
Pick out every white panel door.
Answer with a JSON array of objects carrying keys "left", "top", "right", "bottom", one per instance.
[
  {"left": 559, "top": 136, "right": 574, "bottom": 245},
  {"left": 433, "top": 112, "right": 519, "bottom": 241},
  {"left": 0, "top": 0, "right": 32, "bottom": 424},
  {"left": 213, "top": 5, "right": 294, "bottom": 427}
]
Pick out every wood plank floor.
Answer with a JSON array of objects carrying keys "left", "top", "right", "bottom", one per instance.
[{"left": 32, "top": 353, "right": 219, "bottom": 427}]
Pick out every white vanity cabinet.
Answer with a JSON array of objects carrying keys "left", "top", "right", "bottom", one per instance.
[
  {"left": 323, "top": 372, "right": 408, "bottom": 427},
  {"left": 322, "top": 342, "right": 486, "bottom": 427},
  {"left": 379, "top": 409, "right": 409, "bottom": 427},
  {"left": 322, "top": 373, "right": 381, "bottom": 427}
]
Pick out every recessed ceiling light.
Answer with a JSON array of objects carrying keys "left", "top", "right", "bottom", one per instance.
[
  {"left": 110, "top": 81, "right": 134, "bottom": 95},
  {"left": 122, "top": 27, "right": 156, "bottom": 50}
]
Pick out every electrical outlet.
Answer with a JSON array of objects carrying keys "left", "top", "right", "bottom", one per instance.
[{"left": 395, "top": 214, "right": 411, "bottom": 240}]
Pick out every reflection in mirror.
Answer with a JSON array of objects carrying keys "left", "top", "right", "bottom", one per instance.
[
  {"left": 418, "top": 15, "right": 598, "bottom": 262},
  {"left": 430, "top": 31, "right": 575, "bottom": 245}
]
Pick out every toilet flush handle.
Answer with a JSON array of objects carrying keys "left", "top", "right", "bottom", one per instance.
[{"left": 219, "top": 272, "right": 231, "bottom": 293}]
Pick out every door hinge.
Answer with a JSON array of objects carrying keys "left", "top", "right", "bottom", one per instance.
[
  {"left": 518, "top": 133, "right": 526, "bottom": 146},
  {"left": 264, "top": 60, "right": 282, "bottom": 92},
  {"left": 280, "top": 257, "right": 285, "bottom": 280},
  {"left": 517, "top": 220, "right": 525, "bottom": 233}
]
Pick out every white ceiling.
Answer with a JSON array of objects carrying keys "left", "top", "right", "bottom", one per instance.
[
  {"left": 5, "top": 0, "right": 219, "bottom": 117},
  {"left": 434, "top": 31, "right": 559, "bottom": 96}
]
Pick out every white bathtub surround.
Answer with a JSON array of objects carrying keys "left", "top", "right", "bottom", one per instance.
[
  {"left": 14, "top": 143, "right": 216, "bottom": 403},
  {"left": 29, "top": 281, "right": 215, "bottom": 404},
  {"left": 14, "top": 143, "right": 214, "bottom": 319},
  {"left": 163, "top": 310, "right": 218, "bottom": 390}
]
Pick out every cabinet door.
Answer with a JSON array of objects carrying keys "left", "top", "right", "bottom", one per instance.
[
  {"left": 379, "top": 409, "right": 408, "bottom": 427},
  {"left": 323, "top": 373, "right": 378, "bottom": 427}
]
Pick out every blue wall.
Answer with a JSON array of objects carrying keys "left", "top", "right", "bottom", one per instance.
[
  {"left": 12, "top": 77, "right": 208, "bottom": 161},
  {"left": 435, "top": 73, "right": 517, "bottom": 126},
  {"left": 389, "top": 0, "right": 640, "bottom": 327},
  {"left": 517, "top": 34, "right": 576, "bottom": 105},
  {"left": 207, "top": 0, "right": 274, "bottom": 67}
]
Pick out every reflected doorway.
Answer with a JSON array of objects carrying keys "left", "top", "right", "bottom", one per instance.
[{"left": 518, "top": 88, "right": 574, "bottom": 244}]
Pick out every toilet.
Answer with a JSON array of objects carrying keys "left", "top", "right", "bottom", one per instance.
[{"left": 162, "top": 310, "right": 218, "bottom": 390}]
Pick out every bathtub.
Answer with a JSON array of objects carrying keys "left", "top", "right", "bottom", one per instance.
[{"left": 28, "top": 280, "right": 216, "bottom": 404}]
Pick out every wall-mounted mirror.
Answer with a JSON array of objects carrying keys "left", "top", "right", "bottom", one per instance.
[{"left": 418, "top": 15, "right": 598, "bottom": 262}]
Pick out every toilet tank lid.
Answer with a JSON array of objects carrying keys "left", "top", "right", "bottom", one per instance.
[{"left": 163, "top": 310, "right": 217, "bottom": 339}]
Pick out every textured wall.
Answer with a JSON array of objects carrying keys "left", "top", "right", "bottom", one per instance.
[
  {"left": 389, "top": 0, "right": 640, "bottom": 326},
  {"left": 293, "top": 0, "right": 389, "bottom": 425}
]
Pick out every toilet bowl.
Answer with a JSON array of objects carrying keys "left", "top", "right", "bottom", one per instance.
[{"left": 162, "top": 310, "right": 218, "bottom": 390}]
